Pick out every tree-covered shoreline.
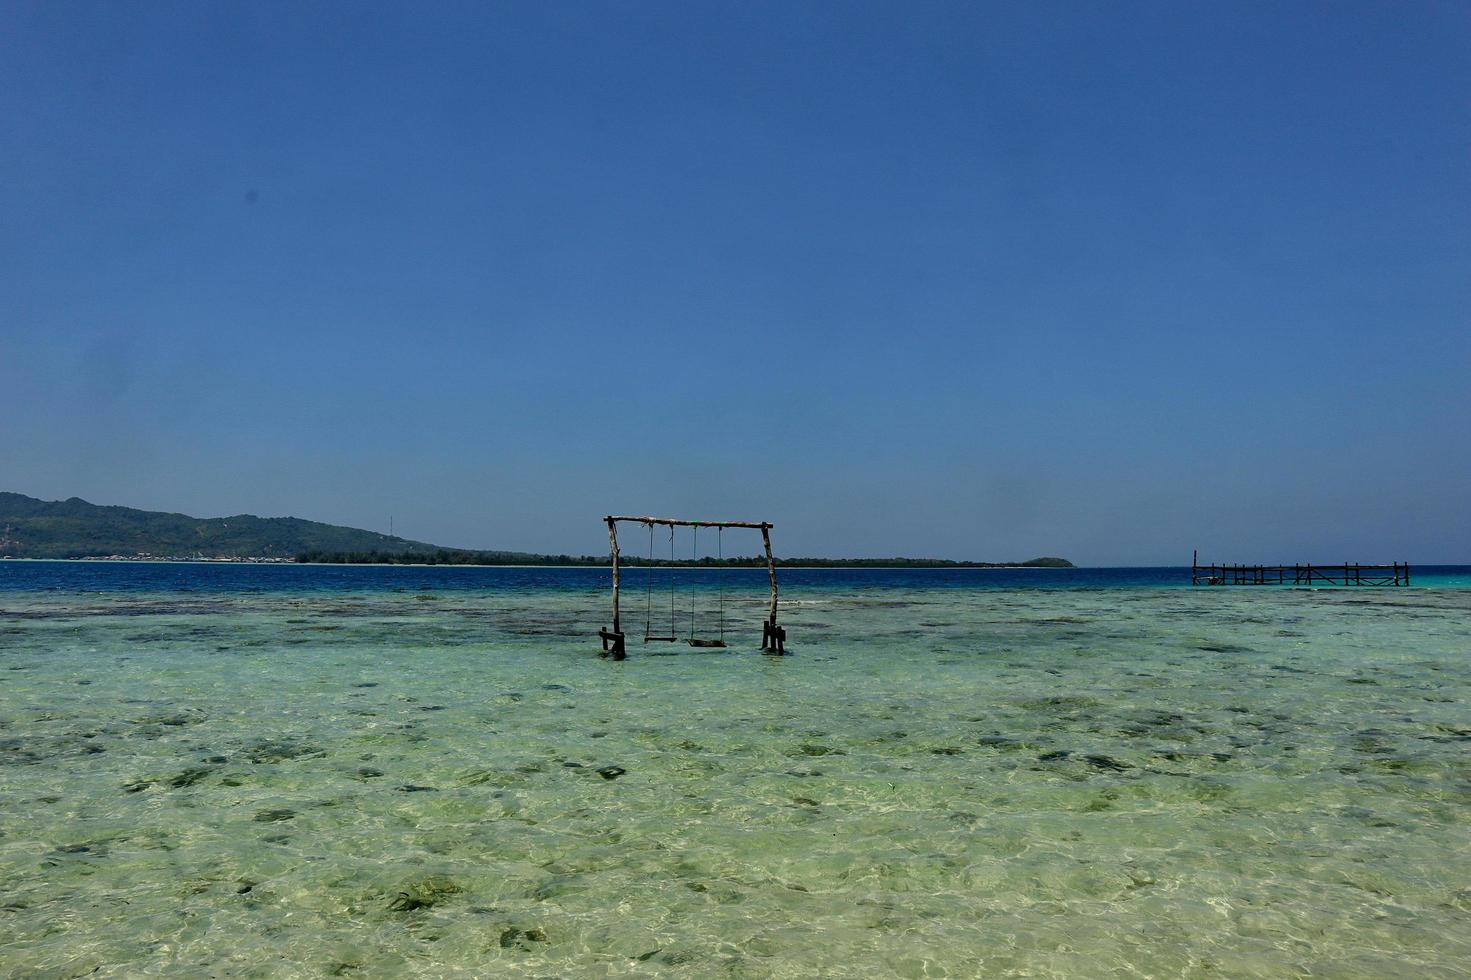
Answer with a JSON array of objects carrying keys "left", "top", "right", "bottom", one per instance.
[
  {"left": 2, "top": 492, "right": 1073, "bottom": 568},
  {"left": 293, "top": 549, "right": 1073, "bottom": 569}
]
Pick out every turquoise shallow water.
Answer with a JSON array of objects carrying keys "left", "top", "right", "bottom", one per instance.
[{"left": 2, "top": 567, "right": 1469, "bottom": 977}]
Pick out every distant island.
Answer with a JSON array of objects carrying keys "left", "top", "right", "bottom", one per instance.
[{"left": 0, "top": 492, "right": 1072, "bottom": 568}]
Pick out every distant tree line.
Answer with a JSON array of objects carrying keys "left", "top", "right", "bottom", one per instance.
[
  {"left": 294, "top": 549, "right": 604, "bottom": 566},
  {"left": 1, "top": 493, "right": 1074, "bottom": 568},
  {"left": 293, "top": 550, "right": 1073, "bottom": 568}
]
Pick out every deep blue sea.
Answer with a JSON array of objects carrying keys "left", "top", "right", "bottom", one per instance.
[
  {"left": 3, "top": 561, "right": 1469, "bottom": 977},
  {"left": 3, "top": 560, "right": 1469, "bottom": 593}
]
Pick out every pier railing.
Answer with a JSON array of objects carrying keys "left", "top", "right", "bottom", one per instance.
[{"left": 1191, "top": 552, "right": 1409, "bottom": 586}]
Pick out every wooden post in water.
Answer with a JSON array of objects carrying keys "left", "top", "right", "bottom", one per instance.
[
  {"left": 608, "top": 518, "right": 620, "bottom": 634},
  {"left": 762, "top": 525, "right": 778, "bottom": 625},
  {"left": 598, "top": 517, "right": 626, "bottom": 659},
  {"left": 760, "top": 524, "right": 785, "bottom": 654}
]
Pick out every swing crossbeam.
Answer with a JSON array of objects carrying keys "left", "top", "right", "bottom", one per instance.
[
  {"left": 598, "top": 514, "right": 784, "bottom": 660},
  {"left": 606, "top": 516, "right": 773, "bottom": 530}
]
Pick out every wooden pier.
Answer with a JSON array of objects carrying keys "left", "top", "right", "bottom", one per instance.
[{"left": 1192, "top": 551, "right": 1409, "bottom": 586}]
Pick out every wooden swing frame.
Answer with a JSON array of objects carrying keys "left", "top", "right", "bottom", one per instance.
[{"left": 597, "top": 515, "right": 785, "bottom": 660}]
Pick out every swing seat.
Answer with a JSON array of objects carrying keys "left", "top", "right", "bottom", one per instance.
[
  {"left": 643, "top": 635, "right": 679, "bottom": 643},
  {"left": 687, "top": 638, "right": 727, "bottom": 648}
]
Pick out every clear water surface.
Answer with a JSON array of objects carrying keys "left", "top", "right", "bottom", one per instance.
[{"left": 2, "top": 562, "right": 1468, "bottom": 977}]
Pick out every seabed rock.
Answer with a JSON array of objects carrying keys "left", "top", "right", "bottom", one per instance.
[
  {"left": 498, "top": 926, "right": 548, "bottom": 950},
  {"left": 167, "top": 766, "right": 213, "bottom": 789},
  {"left": 388, "top": 874, "right": 463, "bottom": 912},
  {"left": 254, "top": 807, "right": 297, "bottom": 822},
  {"left": 132, "top": 708, "right": 208, "bottom": 728},
  {"left": 596, "top": 765, "right": 626, "bottom": 780},
  {"left": 246, "top": 739, "right": 318, "bottom": 764}
]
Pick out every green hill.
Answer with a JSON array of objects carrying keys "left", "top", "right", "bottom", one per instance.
[
  {"left": 0, "top": 492, "right": 1072, "bottom": 567},
  {"left": 0, "top": 492, "right": 503, "bottom": 560}
]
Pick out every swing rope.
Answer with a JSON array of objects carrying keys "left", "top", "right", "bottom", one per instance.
[
  {"left": 689, "top": 524, "right": 698, "bottom": 637},
  {"left": 642, "top": 522, "right": 680, "bottom": 642},
  {"left": 638, "top": 520, "right": 731, "bottom": 647},
  {"left": 686, "top": 524, "right": 727, "bottom": 647}
]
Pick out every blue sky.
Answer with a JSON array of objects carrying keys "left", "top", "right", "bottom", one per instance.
[{"left": 3, "top": 2, "right": 1467, "bottom": 564}]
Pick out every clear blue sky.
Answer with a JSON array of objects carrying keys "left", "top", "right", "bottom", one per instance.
[{"left": 3, "top": 2, "right": 1467, "bottom": 565}]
